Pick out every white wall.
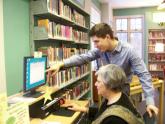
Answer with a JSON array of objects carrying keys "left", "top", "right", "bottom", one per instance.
[
  {"left": 85, "top": 0, "right": 92, "bottom": 14},
  {"left": 108, "top": 0, "right": 161, "bottom": 9},
  {"left": 108, "top": 3, "right": 113, "bottom": 26},
  {"left": 101, "top": 3, "right": 113, "bottom": 27},
  {"left": 91, "top": 3, "right": 101, "bottom": 24},
  {"left": 91, "top": 3, "right": 101, "bottom": 71},
  {"left": 0, "top": 0, "right": 6, "bottom": 93},
  {"left": 101, "top": 3, "right": 109, "bottom": 24}
]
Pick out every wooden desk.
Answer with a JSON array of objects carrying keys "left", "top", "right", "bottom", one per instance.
[
  {"left": 30, "top": 100, "right": 88, "bottom": 124},
  {"left": 130, "top": 80, "right": 164, "bottom": 124},
  {"left": 8, "top": 87, "right": 89, "bottom": 124},
  {"left": 8, "top": 86, "right": 59, "bottom": 106}
]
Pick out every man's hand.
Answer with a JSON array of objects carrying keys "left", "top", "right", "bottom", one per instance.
[
  {"left": 46, "top": 61, "right": 64, "bottom": 76},
  {"left": 146, "top": 104, "right": 159, "bottom": 117}
]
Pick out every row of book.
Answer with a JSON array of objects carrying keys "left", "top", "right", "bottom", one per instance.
[
  {"left": 148, "top": 40, "right": 165, "bottom": 45},
  {"left": 37, "top": 19, "right": 88, "bottom": 43},
  {"left": 151, "top": 73, "right": 164, "bottom": 79},
  {"left": 148, "top": 46, "right": 165, "bottom": 53},
  {"left": 73, "top": 29, "right": 88, "bottom": 43},
  {"left": 148, "top": 54, "right": 165, "bottom": 62},
  {"left": 38, "top": 19, "right": 72, "bottom": 40},
  {"left": 149, "top": 64, "right": 164, "bottom": 71},
  {"left": 38, "top": 45, "right": 90, "bottom": 87},
  {"left": 45, "top": 0, "right": 86, "bottom": 27},
  {"left": 62, "top": 80, "right": 90, "bottom": 100},
  {"left": 47, "top": 65, "right": 89, "bottom": 87},
  {"left": 149, "top": 31, "right": 165, "bottom": 39},
  {"left": 38, "top": 46, "right": 88, "bottom": 62}
]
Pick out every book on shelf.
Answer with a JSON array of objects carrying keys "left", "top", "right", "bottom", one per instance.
[
  {"left": 38, "top": 45, "right": 89, "bottom": 87},
  {"left": 73, "top": 29, "right": 88, "bottom": 43},
  {"left": 32, "top": 0, "right": 87, "bottom": 27},
  {"left": 149, "top": 64, "right": 164, "bottom": 71},
  {"left": 38, "top": 46, "right": 88, "bottom": 63},
  {"left": 31, "top": 0, "right": 91, "bottom": 103},
  {"left": 37, "top": 19, "right": 53, "bottom": 37},
  {"left": 47, "top": 65, "right": 89, "bottom": 88},
  {"left": 61, "top": 80, "right": 90, "bottom": 100},
  {"left": 35, "top": 19, "right": 88, "bottom": 42},
  {"left": 148, "top": 54, "right": 165, "bottom": 61},
  {"left": 149, "top": 30, "right": 165, "bottom": 39},
  {"left": 36, "top": 20, "right": 73, "bottom": 40},
  {"left": 148, "top": 29, "right": 165, "bottom": 79}
]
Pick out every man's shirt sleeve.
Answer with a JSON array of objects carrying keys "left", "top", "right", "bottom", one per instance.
[
  {"left": 129, "top": 47, "right": 155, "bottom": 105},
  {"left": 64, "top": 48, "right": 100, "bottom": 68}
]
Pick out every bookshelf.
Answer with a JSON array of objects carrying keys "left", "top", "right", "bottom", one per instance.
[
  {"left": 30, "top": 0, "right": 91, "bottom": 101},
  {"left": 148, "top": 29, "right": 165, "bottom": 79}
]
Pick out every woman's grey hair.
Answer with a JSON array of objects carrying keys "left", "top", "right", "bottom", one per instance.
[{"left": 95, "top": 64, "right": 127, "bottom": 92}]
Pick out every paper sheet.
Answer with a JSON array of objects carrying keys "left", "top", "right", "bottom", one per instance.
[
  {"left": 6, "top": 102, "right": 30, "bottom": 124},
  {"left": 8, "top": 96, "right": 36, "bottom": 104}
]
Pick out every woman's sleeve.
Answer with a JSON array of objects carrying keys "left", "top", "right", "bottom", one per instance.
[{"left": 88, "top": 104, "right": 99, "bottom": 121}]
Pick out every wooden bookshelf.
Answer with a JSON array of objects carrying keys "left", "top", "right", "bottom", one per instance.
[
  {"left": 30, "top": 0, "right": 91, "bottom": 104},
  {"left": 76, "top": 88, "right": 90, "bottom": 100},
  {"left": 148, "top": 29, "right": 165, "bottom": 79}
]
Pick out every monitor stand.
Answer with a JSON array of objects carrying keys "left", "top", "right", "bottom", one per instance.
[{"left": 23, "top": 90, "right": 43, "bottom": 98}]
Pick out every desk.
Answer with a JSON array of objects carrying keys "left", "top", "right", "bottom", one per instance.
[
  {"left": 130, "top": 80, "right": 164, "bottom": 124},
  {"left": 30, "top": 100, "right": 88, "bottom": 124},
  {"left": 8, "top": 86, "right": 59, "bottom": 106},
  {"left": 8, "top": 87, "right": 89, "bottom": 124}
]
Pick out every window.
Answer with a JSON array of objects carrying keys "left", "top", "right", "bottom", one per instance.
[{"left": 114, "top": 16, "right": 144, "bottom": 58}]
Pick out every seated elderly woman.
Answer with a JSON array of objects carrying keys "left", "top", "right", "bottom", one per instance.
[{"left": 65, "top": 64, "right": 144, "bottom": 124}]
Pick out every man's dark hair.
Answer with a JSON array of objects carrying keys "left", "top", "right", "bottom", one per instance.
[
  {"left": 89, "top": 23, "right": 114, "bottom": 39},
  {"left": 114, "top": 36, "right": 118, "bottom": 40}
]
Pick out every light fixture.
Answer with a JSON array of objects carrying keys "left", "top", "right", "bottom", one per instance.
[{"left": 157, "top": 0, "right": 165, "bottom": 10}]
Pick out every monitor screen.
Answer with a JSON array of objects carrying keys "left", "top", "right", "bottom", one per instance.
[{"left": 23, "top": 56, "right": 47, "bottom": 97}]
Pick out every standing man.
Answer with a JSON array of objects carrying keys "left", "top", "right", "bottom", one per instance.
[{"left": 47, "top": 23, "right": 158, "bottom": 117}]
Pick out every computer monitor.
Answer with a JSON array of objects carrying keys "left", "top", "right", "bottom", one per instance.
[{"left": 23, "top": 56, "right": 47, "bottom": 98}]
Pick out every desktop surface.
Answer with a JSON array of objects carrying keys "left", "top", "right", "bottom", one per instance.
[{"left": 30, "top": 100, "right": 89, "bottom": 124}]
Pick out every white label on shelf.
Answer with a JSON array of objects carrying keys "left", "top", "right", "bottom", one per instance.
[{"left": 155, "top": 43, "right": 164, "bottom": 52}]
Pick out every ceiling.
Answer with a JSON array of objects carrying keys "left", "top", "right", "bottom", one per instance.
[{"left": 99, "top": 0, "right": 163, "bottom": 9}]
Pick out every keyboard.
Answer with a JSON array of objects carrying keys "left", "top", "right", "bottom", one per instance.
[{"left": 52, "top": 107, "right": 75, "bottom": 117}]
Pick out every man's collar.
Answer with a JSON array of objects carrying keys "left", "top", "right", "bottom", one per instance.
[{"left": 111, "top": 41, "right": 122, "bottom": 54}]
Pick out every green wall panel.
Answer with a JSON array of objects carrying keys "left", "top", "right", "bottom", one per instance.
[
  {"left": 113, "top": 7, "right": 157, "bottom": 16},
  {"left": 3, "top": 0, "right": 30, "bottom": 96}
]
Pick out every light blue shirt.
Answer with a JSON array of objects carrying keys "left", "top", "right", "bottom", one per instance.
[{"left": 64, "top": 42, "right": 154, "bottom": 105}]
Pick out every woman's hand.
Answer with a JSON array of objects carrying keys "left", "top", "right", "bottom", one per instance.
[{"left": 63, "top": 102, "right": 88, "bottom": 112}]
